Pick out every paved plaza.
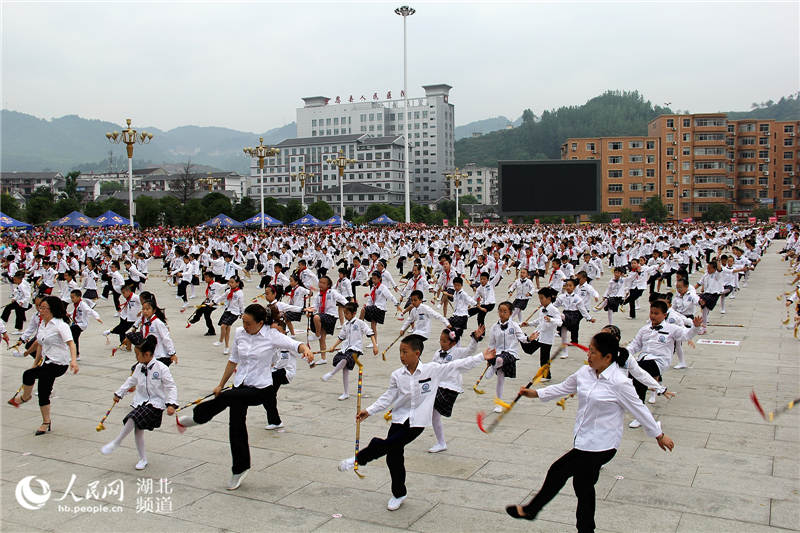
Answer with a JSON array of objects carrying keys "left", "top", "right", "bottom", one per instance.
[{"left": 1, "top": 244, "right": 798, "bottom": 533}]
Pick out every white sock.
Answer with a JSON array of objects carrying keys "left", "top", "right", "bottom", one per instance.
[
  {"left": 329, "top": 359, "right": 346, "bottom": 377},
  {"left": 607, "top": 309, "right": 614, "bottom": 324},
  {"left": 496, "top": 370, "right": 505, "bottom": 399},
  {"left": 512, "top": 308, "right": 521, "bottom": 322},
  {"left": 720, "top": 297, "right": 725, "bottom": 312},
  {"left": 112, "top": 418, "right": 135, "bottom": 446},
  {"left": 134, "top": 428, "right": 146, "bottom": 462},
  {"left": 431, "top": 410, "right": 445, "bottom": 446},
  {"left": 702, "top": 308, "right": 709, "bottom": 326},
  {"left": 675, "top": 343, "right": 685, "bottom": 366},
  {"left": 342, "top": 368, "right": 350, "bottom": 396}
]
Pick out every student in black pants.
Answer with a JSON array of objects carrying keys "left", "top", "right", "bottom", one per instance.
[{"left": 507, "top": 332, "right": 675, "bottom": 532}]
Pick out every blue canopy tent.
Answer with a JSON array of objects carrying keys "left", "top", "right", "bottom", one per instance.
[
  {"left": 241, "top": 213, "right": 283, "bottom": 226},
  {"left": 320, "top": 215, "right": 352, "bottom": 227},
  {"left": 199, "top": 214, "right": 242, "bottom": 227},
  {"left": 289, "top": 215, "right": 322, "bottom": 226},
  {"left": 0, "top": 211, "right": 33, "bottom": 229},
  {"left": 94, "top": 210, "right": 137, "bottom": 227},
  {"left": 50, "top": 211, "right": 97, "bottom": 227},
  {"left": 368, "top": 214, "right": 397, "bottom": 225}
]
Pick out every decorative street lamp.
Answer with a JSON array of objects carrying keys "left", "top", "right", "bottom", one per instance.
[
  {"left": 290, "top": 167, "right": 313, "bottom": 212},
  {"left": 395, "top": 5, "right": 415, "bottom": 223},
  {"left": 324, "top": 150, "right": 356, "bottom": 228},
  {"left": 243, "top": 138, "right": 280, "bottom": 229},
  {"left": 105, "top": 118, "right": 153, "bottom": 229},
  {"left": 445, "top": 168, "right": 468, "bottom": 227}
]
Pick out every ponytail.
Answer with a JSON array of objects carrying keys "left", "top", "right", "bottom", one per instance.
[{"left": 591, "top": 331, "right": 628, "bottom": 367}]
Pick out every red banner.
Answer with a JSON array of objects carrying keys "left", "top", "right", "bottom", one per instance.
[
  {"left": 612, "top": 218, "right": 621, "bottom": 224},
  {"left": 442, "top": 219, "right": 449, "bottom": 226},
  {"left": 463, "top": 219, "right": 469, "bottom": 226},
  {"left": 534, "top": 219, "right": 540, "bottom": 224},
  {"left": 748, "top": 217, "right": 756, "bottom": 223},
  {"left": 507, "top": 218, "right": 513, "bottom": 225},
  {"left": 730, "top": 218, "right": 738, "bottom": 223},
  {"left": 483, "top": 218, "right": 489, "bottom": 226},
  {"left": 640, "top": 218, "right": 646, "bottom": 223},
  {"left": 682, "top": 218, "right": 693, "bottom": 223},
  {"left": 768, "top": 216, "right": 777, "bottom": 222}
]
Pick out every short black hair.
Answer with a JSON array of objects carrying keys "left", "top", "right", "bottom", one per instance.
[{"left": 400, "top": 334, "right": 425, "bottom": 355}]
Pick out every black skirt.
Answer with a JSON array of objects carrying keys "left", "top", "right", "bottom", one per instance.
[
  {"left": 332, "top": 349, "right": 359, "bottom": 370},
  {"left": 562, "top": 310, "right": 582, "bottom": 330},
  {"left": 449, "top": 314, "right": 468, "bottom": 331},
  {"left": 123, "top": 403, "right": 164, "bottom": 431},
  {"left": 513, "top": 298, "right": 529, "bottom": 310},
  {"left": 245, "top": 259, "right": 256, "bottom": 271},
  {"left": 699, "top": 292, "right": 719, "bottom": 310},
  {"left": 605, "top": 297, "right": 622, "bottom": 312},
  {"left": 191, "top": 275, "right": 200, "bottom": 286},
  {"left": 317, "top": 313, "right": 337, "bottom": 335},
  {"left": 364, "top": 305, "right": 386, "bottom": 324},
  {"left": 285, "top": 310, "right": 302, "bottom": 323},
  {"left": 434, "top": 387, "right": 459, "bottom": 417},
  {"left": 83, "top": 289, "right": 98, "bottom": 300},
  {"left": 218, "top": 311, "right": 239, "bottom": 326},
  {"left": 488, "top": 351, "right": 517, "bottom": 378}
]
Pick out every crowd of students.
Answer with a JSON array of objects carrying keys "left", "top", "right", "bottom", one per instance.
[{"left": 1, "top": 221, "right": 781, "bottom": 530}]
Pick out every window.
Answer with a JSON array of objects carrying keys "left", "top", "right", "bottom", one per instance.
[
  {"left": 608, "top": 198, "right": 623, "bottom": 206},
  {"left": 312, "top": 119, "right": 317, "bottom": 126},
  {"left": 694, "top": 147, "right": 726, "bottom": 156},
  {"left": 738, "top": 151, "right": 756, "bottom": 159},
  {"left": 630, "top": 197, "right": 643, "bottom": 206},
  {"left": 759, "top": 137, "right": 770, "bottom": 146},
  {"left": 608, "top": 170, "right": 623, "bottom": 178},
  {"left": 608, "top": 156, "right": 622, "bottom": 164},
  {"left": 784, "top": 125, "right": 794, "bottom": 133},
  {"left": 759, "top": 123, "right": 770, "bottom": 133},
  {"left": 785, "top": 151, "right": 794, "bottom": 159},
  {"left": 784, "top": 190, "right": 793, "bottom": 198},
  {"left": 644, "top": 183, "right": 655, "bottom": 191},
  {"left": 666, "top": 189, "right": 674, "bottom": 198},
  {"left": 666, "top": 147, "right": 674, "bottom": 156},
  {"left": 683, "top": 133, "right": 690, "bottom": 142},
  {"left": 758, "top": 177, "right": 769, "bottom": 185},
  {"left": 629, "top": 169, "right": 643, "bottom": 177},
  {"left": 695, "top": 118, "right": 726, "bottom": 127},
  {"left": 695, "top": 161, "right": 725, "bottom": 170},
  {"left": 739, "top": 177, "right": 756, "bottom": 185},
  {"left": 759, "top": 150, "right": 769, "bottom": 159},
  {"left": 739, "top": 123, "right": 755, "bottom": 132},
  {"left": 694, "top": 189, "right": 727, "bottom": 198},
  {"left": 695, "top": 175, "right": 728, "bottom": 184},
  {"left": 785, "top": 138, "right": 794, "bottom": 146},
  {"left": 646, "top": 155, "right": 656, "bottom": 163},
  {"left": 609, "top": 142, "right": 622, "bottom": 150},
  {"left": 629, "top": 141, "right": 643, "bottom": 149},
  {"left": 683, "top": 118, "right": 690, "bottom": 127},
  {"left": 608, "top": 184, "right": 623, "bottom": 192},
  {"left": 630, "top": 155, "right": 643, "bottom": 163},
  {"left": 646, "top": 169, "right": 655, "bottom": 177},
  {"left": 740, "top": 137, "right": 756, "bottom": 145},
  {"left": 682, "top": 147, "right": 691, "bottom": 156},
  {"left": 666, "top": 119, "right": 674, "bottom": 128},
  {"left": 571, "top": 142, "right": 577, "bottom": 151},
  {"left": 666, "top": 133, "right": 674, "bottom": 142},
  {"left": 696, "top": 133, "right": 726, "bottom": 142},
  {"left": 629, "top": 183, "right": 642, "bottom": 191},
  {"left": 646, "top": 141, "right": 655, "bottom": 149},
  {"left": 586, "top": 142, "right": 596, "bottom": 151},
  {"left": 784, "top": 164, "right": 793, "bottom": 172}
]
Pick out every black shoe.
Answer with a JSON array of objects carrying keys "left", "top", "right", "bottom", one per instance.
[
  {"left": 35, "top": 421, "right": 51, "bottom": 436},
  {"left": 205, "top": 330, "right": 216, "bottom": 336},
  {"left": 505, "top": 505, "right": 535, "bottom": 520}
]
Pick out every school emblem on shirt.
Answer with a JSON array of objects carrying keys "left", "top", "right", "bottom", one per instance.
[
  {"left": 152, "top": 372, "right": 160, "bottom": 379},
  {"left": 444, "top": 354, "right": 453, "bottom": 362},
  {"left": 658, "top": 335, "right": 667, "bottom": 343},
  {"left": 668, "top": 318, "right": 675, "bottom": 324},
  {"left": 421, "top": 383, "right": 431, "bottom": 393}
]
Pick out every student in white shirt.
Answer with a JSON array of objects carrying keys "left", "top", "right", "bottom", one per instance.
[
  {"left": 305, "top": 275, "right": 348, "bottom": 364},
  {"left": 69, "top": 289, "right": 102, "bottom": 359},
  {"left": 8, "top": 296, "right": 79, "bottom": 436},
  {"left": 2, "top": 271, "right": 32, "bottom": 332},
  {"left": 100, "top": 335, "right": 178, "bottom": 470},
  {"left": 337, "top": 334, "right": 495, "bottom": 511},
  {"left": 187, "top": 271, "right": 227, "bottom": 336},
  {"left": 263, "top": 313, "right": 305, "bottom": 430},
  {"left": 428, "top": 325, "right": 483, "bottom": 453},
  {"left": 445, "top": 276, "right": 476, "bottom": 331},
  {"left": 360, "top": 271, "right": 399, "bottom": 348},
  {"left": 283, "top": 274, "right": 310, "bottom": 338},
  {"left": 509, "top": 331, "right": 674, "bottom": 530},
  {"left": 177, "top": 303, "right": 314, "bottom": 490},
  {"left": 401, "top": 290, "right": 450, "bottom": 340},
  {"left": 398, "top": 263, "right": 430, "bottom": 310},
  {"left": 103, "top": 283, "right": 140, "bottom": 344},
  {"left": 555, "top": 278, "right": 595, "bottom": 360},
  {"left": 520, "top": 287, "right": 563, "bottom": 382},
  {"left": 695, "top": 260, "right": 724, "bottom": 333},
  {"left": 321, "top": 302, "right": 378, "bottom": 400},
  {"left": 468, "top": 270, "right": 499, "bottom": 326},
  {"left": 214, "top": 276, "right": 245, "bottom": 355},
  {"left": 486, "top": 301, "right": 531, "bottom": 412},
  {"left": 508, "top": 268, "right": 535, "bottom": 324},
  {"left": 600, "top": 267, "right": 627, "bottom": 325}
]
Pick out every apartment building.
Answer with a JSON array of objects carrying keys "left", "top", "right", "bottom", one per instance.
[{"left": 562, "top": 114, "right": 800, "bottom": 219}]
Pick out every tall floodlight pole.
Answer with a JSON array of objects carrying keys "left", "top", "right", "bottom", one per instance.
[
  {"left": 106, "top": 119, "right": 153, "bottom": 229},
  {"left": 290, "top": 167, "right": 313, "bottom": 212},
  {"left": 395, "top": 5, "right": 415, "bottom": 223},
  {"left": 243, "top": 138, "right": 280, "bottom": 229}
]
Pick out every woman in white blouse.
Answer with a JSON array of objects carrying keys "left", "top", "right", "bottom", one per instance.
[
  {"left": 8, "top": 296, "right": 78, "bottom": 435},
  {"left": 507, "top": 331, "right": 674, "bottom": 532}
]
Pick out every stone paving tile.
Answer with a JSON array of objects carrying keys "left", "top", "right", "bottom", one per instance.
[{"left": 2, "top": 244, "right": 798, "bottom": 532}]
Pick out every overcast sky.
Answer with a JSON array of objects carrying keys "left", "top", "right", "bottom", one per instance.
[{"left": 2, "top": 1, "right": 798, "bottom": 133}]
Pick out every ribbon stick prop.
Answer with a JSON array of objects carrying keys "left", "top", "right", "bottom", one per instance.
[
  {"left": 96, "top": 400, "right": 117, "bottom": 431},
  {"left": 380, "top": 331, "right": 405, "bottom": 362},
  {"left": 472, "top": 363, "right": 491, "bottom": 395},
  {"left": 175, "top": 385, "right": 233, "bottom": 433},
  {"left": 353, "top": 354, "right": 365, "bottom": 479},
  {"left": 7, "top": 385, "right": 24, "bottom": 407},
  {"left": 519, "top": 305, "right": 543, "bottom": 326},
  {"left": 751, "top": 390, "right": 800, "bottom": 422},
  {"left": 383, "top": 409, "right": 392, "bottom": 422},
  {"left": 594, "top": 298, "right": 608, "bottom": 311},
  {"left": 477, "top": 342, "right": 568, "bottom": 434}
]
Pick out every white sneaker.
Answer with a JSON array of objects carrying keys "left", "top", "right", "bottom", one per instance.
[
  {"left": 493, "top": 406, "right": 503, "bottom": 414},
  {"left": 12, "top": 350, "right": 24, "bottom": 358},
  {"left": 560, "top": 353, "right": 569, "bottom": 359},
  {"left": 338, "top": 457, "right": 355, "bottom": 472},
  {"left": 100, "top": 442, "right": 118, "bottom": 455},
  {"left": 288, "top": 332, "right": 296, "bottom": 338},
  {"left": 223, "top": 348, "right": 230, "bottom": 355},
  {"left": 213, "top": 341, "right": 222, "bottom": 346},
  {"left": 629, "top": 419, "right": 641, "bottom": 429},
  {"left": 648, "top": 392, "right": 657, "bottom": 404},
  {"left": 314, "top": 359, "right": 327, "bottom": 366},
  {"left": 113, "top": 312, "right": 119, "bottom": 317},
  {"left": 308, "top": 333, "right": 319, "bottom": 342},
  {"left": 321, "top": 372, "right": 333, "bottom": 382},
  {"left": 102, "top": 330, "right": 111, "bottom": 337},
  {"left": 337, "top": 393, "right": 350, "bottom": 401},
  {"left": 265, "top": 422, "right": 284, "bottom": 430},
  {"left": 12, "top": 330, "right": 23, "bottom": 335},
  {"left": 673, "top": 363, "right": 687, "bottom": 369},
  {"left": 365, "top": 342, "right": 373, "bottom": 349},
  {"left": 540, "top": 377, "right": 551, "bottom": 382},
  {"left": 227, "top": 469, "right": 249, "bottom": 490},
  {"left": 135, "top": 459, "right": 148, "bottom": 470},
  {"left": 428, "top": 443, "right": 447, "bottom": 453},
  {"left": 387, "top": 495, "right": 407, "bottom": 511}
]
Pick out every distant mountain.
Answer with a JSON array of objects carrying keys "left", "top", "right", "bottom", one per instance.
[
  {"left": 455, "top": 116, "right": 514, "bottom": 140},
  {"left": 0, "top": 110, "right": 296, "bottom": 174},
  {"left": 454, "top": 91, "right": 800, "bottom": 168}
]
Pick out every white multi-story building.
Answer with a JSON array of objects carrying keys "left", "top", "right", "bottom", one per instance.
[
  {"left": 448, "top": 163, "right": 499, "bottom": 207},
  {"left": 247, "top": 133, "right": 407, "bottom": 214},
  {"left": 294, "top": 84, "right": 455, "bottom": 203}
]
